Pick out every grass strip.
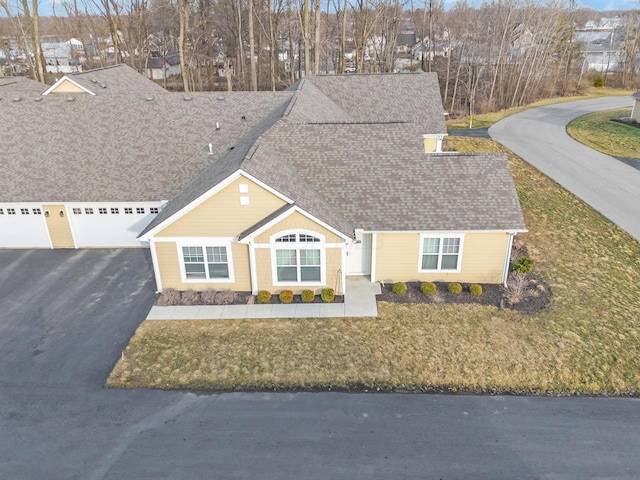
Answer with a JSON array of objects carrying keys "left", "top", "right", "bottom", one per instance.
[{"left": 566, "top": 108, "right": 639, "bottom": 159}]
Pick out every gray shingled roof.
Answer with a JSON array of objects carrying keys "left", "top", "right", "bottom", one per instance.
[
  {"left": 1, "top": 90, "right": 293, "bottom": 203},
  {"left": 261, "top": 122, "right": 526, "bottom": 231},
  {"left": 295, "top": 72, "right": 447, "bottom": 133},
  {"left": 0, "top": 76, "right": 46, "bottom": 96},
  {"left": 66, "top": 64, "right": 167, "bottom": 94}
]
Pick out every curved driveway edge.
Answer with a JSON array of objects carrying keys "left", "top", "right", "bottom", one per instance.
[{"left": 489, "top": 96, "right": 640, "bottom": 242}]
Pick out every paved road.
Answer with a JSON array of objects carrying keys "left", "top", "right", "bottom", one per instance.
[
  {"left": 2, "top": 249, "right": 640, "bottom": 479},
  {"left": 489, "top": 96, "right": 640, "bottom": 242}
]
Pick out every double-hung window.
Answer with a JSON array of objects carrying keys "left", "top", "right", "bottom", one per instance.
[
  {"left": 273, "top": 232, "right": 323, "bottom": 284},
  {"left": 419, "top": 235, "right": 463, "bottom": 272},
  {"left": 180, "top": 245, "right": 232, "bottom": 281}
]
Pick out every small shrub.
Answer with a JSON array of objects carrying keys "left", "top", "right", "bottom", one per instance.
[
  {"left": 503, "top": 272, "right": 529, "bottom": 305},
  {"left": 447, "top": 282, "right": 463, "bottom": 294},
  {"left": 214, "top": 289, "right": 236, "bottom": 305},
  {"left": 591, "top": 75, "right": 604, "bottom": 87},
  {"left": 512, "top": 256, "right": 534, "bottom": 274},
  {"left": 301, "top": 289, "right": 315, "bottom": 303},
  {"left": 256, "top": 290, "right": 272, "bottom": 304},
  {"left": 181, "top": 289, "right": 202, "bottom": 305},
  {"left": 200, "top": 289, "right": 218, "bottom": 304},
  {"left": 392, "top": 282, "right": 408, "bottom": 295},
  {"left": 279, "top": 290, "right": 294, "bottom": 303},
  {"left": 157, "top": 288, "right": 181, "bottom": 306},
  {"left": 469, "top": 284, "right": 483, "bottom": 296},
  {"left": 321, "top": 288, "right": 335, "bottom": 303},
  {"left": 420, "top": 282, "right": 437, "bottom": 295}
]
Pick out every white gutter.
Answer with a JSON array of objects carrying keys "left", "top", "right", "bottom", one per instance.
[{"left": 248, "top": 238, "right": 259, "bottom": 295}]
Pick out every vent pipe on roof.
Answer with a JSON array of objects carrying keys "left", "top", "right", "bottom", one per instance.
[
  {"left": 215, "top": 122, "right": 220, "bottom": 131},
  {"left": 208, "top": 143, "right": 214, "bottom": 155}
]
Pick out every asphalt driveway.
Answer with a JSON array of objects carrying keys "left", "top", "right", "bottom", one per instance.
[
  {"left": 2, "top": 249, "right": 640, "bottom": 479},
  {"left": 0, "top": 248, "right": 157, "bottom": 385}
]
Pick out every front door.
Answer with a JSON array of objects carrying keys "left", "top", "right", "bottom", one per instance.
[
  {"left": 43, "top": 204, "right": 75, "bottom": 248},
  {"left": 347, "top": 232, "right": 371, "bottom": 275}
]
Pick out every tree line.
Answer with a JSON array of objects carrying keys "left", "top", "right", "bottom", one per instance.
[{"left": 1, "top": 0, "right": 638, "bottom": 115}]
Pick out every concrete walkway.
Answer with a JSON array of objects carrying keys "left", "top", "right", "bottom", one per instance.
[{"left": 146, "top": 276, "right": 381, "bottom": 320}]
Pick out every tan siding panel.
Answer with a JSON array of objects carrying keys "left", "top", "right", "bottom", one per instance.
[
  {"left": 156, "top": 241, "right": 251, "bottom": 291},
  {"left": 156, "top": 176, "right": 286, "bottom": 238},
  {"left": 49, "top": 81, "right": 86, "bottom": 93},
  {"left": 43, "top": 204, "right": 75, "bottom": 248},
  {"left": 375, "top": 232, "right": 509, "bottom": 284},
  {"left": 423, "top": 137, "right": 437, "bottom": 152},
  {"left": 255, "top": 211, "right": 341, "bottom": 244}
]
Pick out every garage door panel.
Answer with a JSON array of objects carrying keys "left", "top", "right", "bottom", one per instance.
[{"left": 0, "top": 206, "right": 51, "bottom": 248}]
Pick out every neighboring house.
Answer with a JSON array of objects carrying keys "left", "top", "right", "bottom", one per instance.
[
  {"left": 137, "top": 53, "right": 182, "bottom": 80},
  {"left": 0, "top": 65, "right": 526, "bottom": 295},
  {"left": 632, "top": 90, "right": 640, "bottom": 122}
]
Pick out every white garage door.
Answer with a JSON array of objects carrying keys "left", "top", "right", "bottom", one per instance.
[
  {"left": 67, "top": 203, "right": 162, "bottom": 247},
  {"left": 0, "top": 204, "right": 51, "bottom": 248}
]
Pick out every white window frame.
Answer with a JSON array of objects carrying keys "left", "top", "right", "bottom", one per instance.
[
  {"left": 177, "top": 239, "right": 235, "bottom": 283},
  {"left": 418, "top": 233, "right": 464, "bottom": 273},
  {"left": 270, "top": 230, "right": 325, "bottom": 286}
]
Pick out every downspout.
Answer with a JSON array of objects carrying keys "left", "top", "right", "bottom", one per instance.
[
  {"left": 248, "top": 238, "right": 258, "bottom": 295},
  {"left": 502, "top": 232, "right": 515, "bottom": 287},
  {"left": 370, "top": 232, "right": 377, "bottom": 282},
  {"left": 149, "top": 239, "right": 163, "bottom": 292}
]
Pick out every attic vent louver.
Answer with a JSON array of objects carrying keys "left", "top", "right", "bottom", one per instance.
[
  {"left": 66, "top": 96, "right": 75, "bottom": 102},
  {"left": 34, "top": 97, "right": 42, "bottom": 102},
  {"left": 12, "top": 97, "right": 21, "bottom": 102},
  {"left": 99, "top": 83, "right": 107, "bottom": 88},
  {"left": 90, "top": 78, "right": 98, "bottom": 83},
  {"left": 146, "top": 96, "right": 154, "bottom": 101},
  {"left": 183, "top": 95, "right": 192, "bottom": 101},
  {"left": 216, "top": 96, "right": 224, "bottom": 101}
]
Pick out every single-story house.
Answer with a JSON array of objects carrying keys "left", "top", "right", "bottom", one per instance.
[{"left": 0, "top": 65, "right": 526, "bottom": 294}]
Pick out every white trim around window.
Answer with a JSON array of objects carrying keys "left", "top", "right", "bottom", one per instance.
[
  {"left": 177, "top": 239, "right": 235, "bottom": 283},
  {"left": 270, "top": 229, "right": 326, "bottom": 286},
  {"left": 418, "top": 233, "right": 464, "bottom": 273}
]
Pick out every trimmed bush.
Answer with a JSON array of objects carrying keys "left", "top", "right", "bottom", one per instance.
[
  {"left": 301, "top": 289, "right": 315, "bottom": 303},
  {"left": 279, "top": 290, "right": 294, "bottom": 304},
  {"left": 420, "top": 282, "right": 437, "bottom": 295},
  {"left": 447, "top": 282, "right": 463, "bottom": 294},
  {"left": 181, "top": 289, "right": 201, "bottom": 305},
  {"left": 469, "top": 284, "right": 483, "bottom": 296},
  {"left": 157, "top": 288, "right": 181, "bottom": 306},
  {"left": 392, "top": 282, "right": 408, "bottom": 295},
  {"left": 257, "top": 290, "right": 272, "bottom": 304},
  {"left": 321, "top": 288, "right": 335, "bottom": 303},
  {"left": 512, "top": 256, "right": 534, "bottom": 274}
]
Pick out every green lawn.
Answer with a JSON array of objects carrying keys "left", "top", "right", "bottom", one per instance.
[
  {"left": 567, "top": 108, "right": 640, "bottom": 159},
  {"left": 447, "top": 89, "right": 635, "bottom": 130},
  {"left": 108, "top": 138, "right": 640, "bottom": 395}
]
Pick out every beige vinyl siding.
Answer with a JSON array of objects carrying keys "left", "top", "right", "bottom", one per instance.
[
  {"left": 155, "top": 241, "right": 252, "bottom": 291},
  {"left": 43, "top": 204, "right": 75, "bottom": 248},
  {"left": 48, "top": 80, "right": 86, "bottom": 93},
  {"left": 423, "top": 137, "right": 438, "bottom": 152},
  {"left": 375, "top": 232, "right": 510, "bottom": 284},
  {"left": 254, "top": 211, "right": 341, "bottom": 244},
  {"left": 255, "top": 245, "right": 342, "bottom": 294},
  {"left": 156, "top": 176, "right": 286, "bottom": 238}
]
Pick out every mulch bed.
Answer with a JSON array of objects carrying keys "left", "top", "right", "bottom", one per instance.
[{"left": 377, "top": 278, "right": 551, "bottom": 314}]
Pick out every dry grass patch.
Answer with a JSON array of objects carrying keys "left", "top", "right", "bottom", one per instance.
[
  {"left": 567, "top": 108, "right": 639, "bottom": 159},
  {"left": 446, "top": 89, "right": 634, "bottom": 130},
  {"left": 108, "top": 137, "right": 640, "bottom": 395}
]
